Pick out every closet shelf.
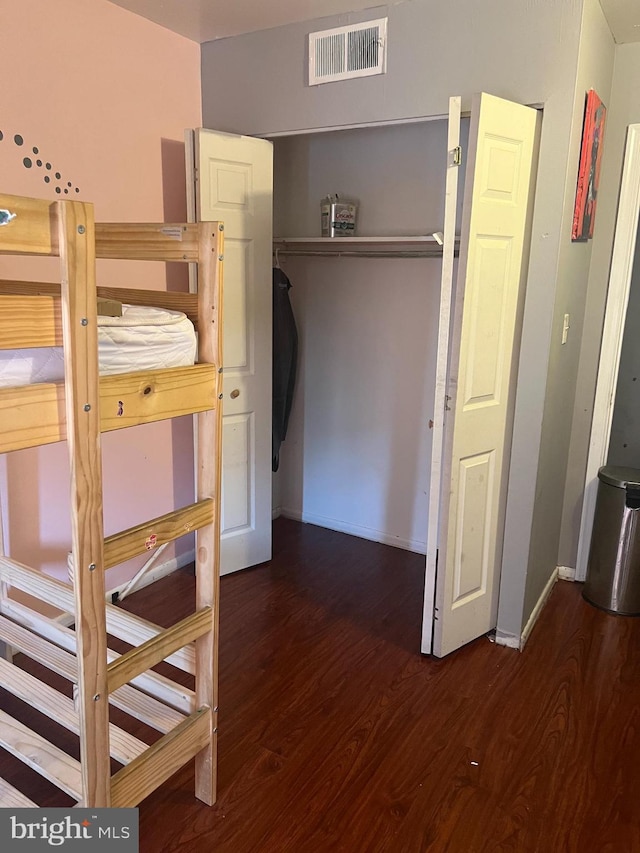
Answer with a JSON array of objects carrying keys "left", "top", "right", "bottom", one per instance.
[{"left": 273, "top": 235, "right": 459, "bottom": 259}]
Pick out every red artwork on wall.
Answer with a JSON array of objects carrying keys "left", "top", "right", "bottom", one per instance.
[{"left": 572, "top": 89, "right": 607, "bottom": 242}]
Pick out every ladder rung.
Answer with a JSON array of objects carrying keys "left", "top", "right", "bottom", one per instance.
[
  {"left": 107, "top": 607, "right": 213, "bottom": 694},
  {"left": 110, "top": 706, "right": 211, "bottom": 808},
  {"left": 103, "top": 499, "right": 214, "bottom": 569}
]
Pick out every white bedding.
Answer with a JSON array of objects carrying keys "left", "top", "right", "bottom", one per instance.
[{"left": 0, "top": 304, "right": 197, "bottom": 388}]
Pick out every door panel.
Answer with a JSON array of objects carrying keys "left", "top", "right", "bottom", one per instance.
[
  {"left": 222, "top": 239, "right": 251, "bottom": 371},
  {"left": 194, "top": 129, "right": 273, "bottom": 575},
  {"left": 426, "top": 93, "right": 538, "bottom": 657},
  {"left": 221, "top": 413, "right": 253, "bottom": 533}
]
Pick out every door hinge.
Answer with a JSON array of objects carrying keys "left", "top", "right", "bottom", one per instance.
[
  {"left": 452, "top": 146, "right": 462, "bottom": 166},
  {"left": 445, "top": 395, "right": 452, "bottom": 412},
  {"left": 433, "top": 548, "right": 439, "bottom": 621}
]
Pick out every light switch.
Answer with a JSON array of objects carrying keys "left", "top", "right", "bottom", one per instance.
[{"left": 562, "top": 313, "right": 570, "bottom": 345}]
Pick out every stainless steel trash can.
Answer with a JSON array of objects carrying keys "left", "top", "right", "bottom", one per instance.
[{"left": 583, "top": 466, "right": 640, "bottom": 615}]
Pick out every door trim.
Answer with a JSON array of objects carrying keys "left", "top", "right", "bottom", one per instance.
[{"left": 576, "top": 124, "right": 640, "bottom": 581}]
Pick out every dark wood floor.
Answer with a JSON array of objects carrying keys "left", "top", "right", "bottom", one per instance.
[{"left": 3, "top": 517, "right": 640, "bottom": 851}]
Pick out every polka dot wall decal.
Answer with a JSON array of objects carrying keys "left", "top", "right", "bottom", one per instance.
[{"left": 2, "top": 131, "right": 81, "bottom": 197}]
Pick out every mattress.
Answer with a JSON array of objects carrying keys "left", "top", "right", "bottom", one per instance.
[{"left": 0, "top": 304, "right": 197, "bottom": 388}]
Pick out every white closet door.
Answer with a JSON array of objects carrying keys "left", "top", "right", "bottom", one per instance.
[
  {"left": 421, "top": 96, "right": 462, "bottom": 655},
  {"left": 423, "top": 93, "right": 538, "bottom": 657},
  {"left": 194, "top": 129, "right": 273, "bottom": 575}
]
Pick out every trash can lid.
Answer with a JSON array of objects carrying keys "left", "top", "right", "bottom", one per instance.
[{"left": 598, "top": 465, "right": 640, "bottom": 488}]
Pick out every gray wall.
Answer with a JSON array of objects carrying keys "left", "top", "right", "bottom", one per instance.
[
  {"left": 559, "top": 42, "right": 640, "bottom": 570},
  {"left": 505, "top": 0, "right": 615, "bottom": 633},
  {"left": 201, "top": 0, "right": 602, "bottom": 637},
  {"left": 202, "top": 0, "right": 582, "bottom": 135}
]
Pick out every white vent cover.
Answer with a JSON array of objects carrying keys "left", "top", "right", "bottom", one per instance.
[{"left": 309, "top": 18, "right": 387, "bottom": 86}]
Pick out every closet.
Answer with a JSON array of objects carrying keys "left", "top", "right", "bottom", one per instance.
[
  {"left": 194, "top": 92, "right": 540, "bottom": 657},
  {"left": 271, "top": 93, "right": 540, "bottom": 657},
  {"left": 271, "top": 117, "right": 467, "bottom": 554}
]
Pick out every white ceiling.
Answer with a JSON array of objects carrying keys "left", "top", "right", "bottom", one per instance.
[
  {"left": 107, "top": 0, "right": 640, "bottom": 44},
  {"left": 599, "top": 0, "right": 640, "bottom": 43},
  {"left": 107, "top": 0, "right": 385, "bottom": 43}
]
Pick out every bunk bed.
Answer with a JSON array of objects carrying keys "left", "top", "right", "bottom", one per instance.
[{"left": 0, "top": 193, "right": 223, "bottom": 808}]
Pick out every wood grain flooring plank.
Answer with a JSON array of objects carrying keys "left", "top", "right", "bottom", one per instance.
[{"left": 3, "top": 519, "right": 640, "bottom": 852}]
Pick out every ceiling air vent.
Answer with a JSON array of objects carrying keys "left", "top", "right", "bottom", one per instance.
[{"left": 309, "top": 18, "right": 387, "bottom": 86}]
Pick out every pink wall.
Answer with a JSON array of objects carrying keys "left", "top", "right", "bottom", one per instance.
[{"left": 0, "top": 0, "right": 202, "bottom": 589}]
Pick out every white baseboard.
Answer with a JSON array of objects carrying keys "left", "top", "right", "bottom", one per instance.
[
  {"left": 107, "top": 549, "right": 194, "bottom": 601},
  {"left": 494, "top": 630, "right": 520, "bottom": 649},
  {"left": 520, "top": 567, "right": 559, "bottom": 650},
  {"left": 272, "top": 506, "right": 282, "bottom": 520},
  {"left": 280, "top": 507, "right": 426, "bottom": 554},
  {"left": 495, "top": 567, "right": 559, "bottom": 652},
  {"left": 54, "top": 550, "right": 195, "bottom": 629},
  {"left": 558, "top": 565, "right": 576, "bottom": 581}
]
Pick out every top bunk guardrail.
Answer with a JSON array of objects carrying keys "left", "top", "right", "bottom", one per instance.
[{"left": 0, "top": 193, "right": 218, "bottom": 262}]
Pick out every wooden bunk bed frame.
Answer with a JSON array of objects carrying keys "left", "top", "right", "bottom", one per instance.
[{"left": 0, "top": 193, "right": 223, "bottom": 808}]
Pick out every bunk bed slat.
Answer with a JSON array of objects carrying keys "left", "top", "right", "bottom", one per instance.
[
  {"left": 0, "top": 194, "right": 59, "bottom": 256},
  {"left": 96, "top": 223, "right": 201, "bottom": 262},
  {"left": 0, "top": 364, "right": 217, "bottom": 454},
  {"left": 0, "top": 777, "right": 38, "bottom": 808},
  {"left": 1, "top": 561, "right": 195, "bottom": 673},
  {"left": 0, "top": 614, "right": 185, "bottom": 733},
  {"left": 0, "top": 657, "right": 147, "bottom": 766},
  {"left": 104, "top": 499, "right": 214, "bottom": 569},
  {"left": 110, "top": 707, "right": 211, "bottom": 808},
  {"left": 0, "top": 564, "right": 195, "bottom": 715},
  {"left": 0, "top": 709, "right": 82, "bottom": 801},
  {"left": 107, "top": 607, "right": 212, "bottom": 695},
  {"left": 102, "top": 606, "right": 195, "bottom": 675}
]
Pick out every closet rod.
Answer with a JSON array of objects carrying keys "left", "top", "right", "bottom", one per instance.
[{"left": 274, "top": 249, "right": 456, "bottom": 259}]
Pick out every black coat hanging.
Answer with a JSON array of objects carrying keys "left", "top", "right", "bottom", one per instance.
[{"left": 272, "top": 266, "right": 298, "bottom": 472}]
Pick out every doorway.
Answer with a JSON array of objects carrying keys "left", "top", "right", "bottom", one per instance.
[{"left": 576, "top": 124, "right": 640, "bottom": 580}]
